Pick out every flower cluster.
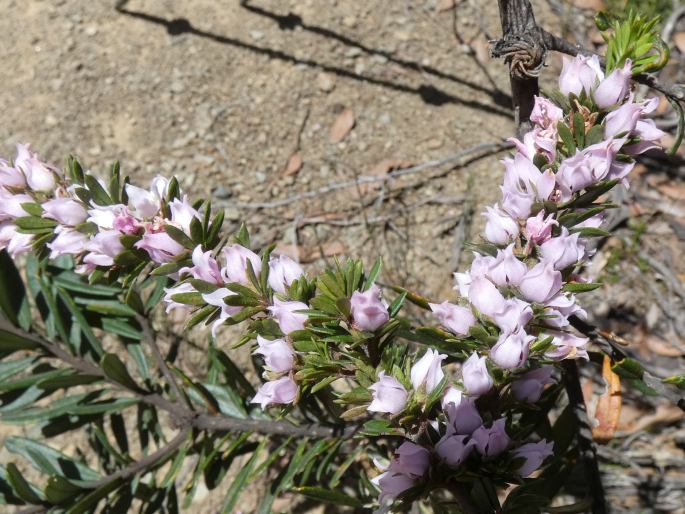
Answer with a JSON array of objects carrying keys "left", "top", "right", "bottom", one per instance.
[{"left": 368, "top": 55, "right": 664, "bottom": 503}]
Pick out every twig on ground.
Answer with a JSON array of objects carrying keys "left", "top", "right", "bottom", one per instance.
[{"left": 234, "top": 141, "right": 512, "bottom": 209}]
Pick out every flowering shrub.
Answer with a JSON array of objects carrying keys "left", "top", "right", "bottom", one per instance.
[{"left": 0, "top": 9, "right": 681, "bottom": 514}]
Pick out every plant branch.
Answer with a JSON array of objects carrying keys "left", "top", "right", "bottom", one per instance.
[
  {"left": 560, "top": 360, "right": 607, "bottom": 514},
  {"left": 0, "top": 319, "right": 359, "bottom": 440},
  {"left": 135, "top": 313, "right": 187, "bottom": 407}
]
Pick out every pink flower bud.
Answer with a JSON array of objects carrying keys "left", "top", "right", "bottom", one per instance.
[
  {"left": 468, "top": 277, "right": 505, "bottom": 318},
  {"left": 221, "top": 244, "right": 261, "bottom": 285},
  {"left": 83, "top": 230, "right": 124, "bottom": 267},
  {"left": 524, "top": 211, "right": 557, "bottom": 246},
  {"left": 530, "top": 96, "right": 563, "bottom": 129},
  {"left": 539, "top": 227, "right": 585, "bottom": 271},
  {"left": 513, "top": 440, "right": 554, "bottom": 477},
  {"left": 169, "top": 196, "right": 201, "bottom": 236},
  {"left": 87, "top": 204, "right": 140, "bottom": 234},
  {"left": 47, "top": 228, "right": 88, "bottom": 259},
  {"left": 42, "top": 198, "right": 88, "bottom": 226},
  {"left": 557, "top": 138, "right": 623, "bottom": 200},
  {"left": 179, "top": 245, "right": 222, "bottom": 284},
  {"left": 559, "top": 55, "right": 603, "bottom": 96},
  {"left": 487, "top": 244, "right": 527, "bottom": 286},
  {"left": 490, "top": 328, "right": 534, "bottom": 369},
  {"left": 472, "top": 418, "right": 510, "bottom": 458},
  {"left": 604, "top": 101, "right": 642, "bottom": 139},
  {"left": 462, "top": 352, "right": 493, "bottom": 396},
  {"left": 410, "top": 348, "right": 446, "bottom": 394},
  {"left": 594, "top": 59, "right": 632, "bottom": 110},
  {"left": 372, "top": 471, "right": 416, "bottom": 504},
  {"left": 135, "top": 230, "right": 185, "bottom": 263},
  {"left": 392, "top": 442, "right": 430, "bottom": 479},
  {"left": 125, "top": 183, "right": 161, "bottom": 218},
  {"left": 0, "top": 190, "right": 33, "bottom": 220},
  {"left": 441, "top": 386, "right": 463, "bottom": 409},
  {"left": 512, "top": 366, "right": 555, "bottom": 403},
  {"left": 350, "top": 285, "right": 389, "bottom": 331},
  {"left": 429, "top": 301, "right": 475, "bottom": 336},
  {"left": 502, "top": 153, "right": 555, "bottom": 204},
  {"left": 201, "top": 288, "right": 242, "bottom": 337},
  {"left": 0, "top": 222, "right": 33, "bottom": 257},
  {"left": 14, "top": 144, "right": 57, "bottom": 192},
  {"left": 267, "top": 298, "right": 308, "bottom": 335},
  {"left": 268, "top": 254, "right": 304, "bottom": 294},
  {"left": 436, "top": 434, "right": 475, "bottom": 468},
  {"left": 254, "top": 335, "right": 295, "bottom": 373},
  {"left": 483, "top": 204, "right": 519, "bottom": 245},
  {"left": 500, "top": 189, "right": 535, "bottom": 219},
  {"left": 368, "top": 371, "right": 408, "bottom": 414},
  {"left": 518, "top": 261, "right": 562, "bottom": 304},
  {"left": 0, "top": 160, "right": 26, "bottom": 188},
  {"left": 491, "top": 298, "right": 533, "bottom": 334},
  {"left": 544, "top": 293, "right": 587, "bottom": 328},
  {"left": 163, "top": 282, "right": 196, "bottom": 314},
  {"left": 251, "top": 376, "right": 298, "bottom": 409},
  {"left": 545, "top": 331, "right": 589, "bottom": 360},
  {"left": 445, "top": 397, "right": 482, "bottom": 435}
]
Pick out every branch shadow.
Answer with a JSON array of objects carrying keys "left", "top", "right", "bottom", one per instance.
[
  {"left": 114, "top": 3, "right": 513, "bottom": 117},
  {"left": 239, "top": 0, "right": 512, "bottom": 109}
]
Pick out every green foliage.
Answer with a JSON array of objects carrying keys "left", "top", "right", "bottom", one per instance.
[{"left": 597, "top": 9, "right": 669, "bottom": 75}]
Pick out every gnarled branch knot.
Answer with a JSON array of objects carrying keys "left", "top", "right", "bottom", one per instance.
[{"left": 491, "top": 34, "right": 546, "bottom": 79}]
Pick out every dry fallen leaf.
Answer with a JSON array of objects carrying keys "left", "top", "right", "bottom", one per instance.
[
  {"left": 657, "top": 182, "right": 685, "bottom": 201},
  {"left": 329, "top": 107, "right": 355, "bottom": 143},
  {"left": 283, "top": 152, "right": 303, "bottom": 177},
  {"left": 622, "top": 404, "right": 685, "bottom": 434},
  {"left": 275, "top": 240, "right": 346, "bottom": 263},
  {"left": 675, "top": 32, "right": 685, "bottom": 54},
  {"left": 644, "top": 334, "right": 683, "bottom": 357},
  {"left": 592, "top": 355, "right": 622, "bottom": 444}
]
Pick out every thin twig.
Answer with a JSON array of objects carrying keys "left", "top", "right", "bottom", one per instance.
[
  {"left": 234, "top": 141, "right": 512, "bottom": 209},
  {"left": 135, "top": 313, "right": 187, "bottom": 406}
]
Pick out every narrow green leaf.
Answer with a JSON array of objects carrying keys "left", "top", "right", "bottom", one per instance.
[
  {"left": 6, "top": 463, "right": 43, "bottom": 504},
  {"left": 100, "top": 353, "right": 145, "bottom": 392},
  {"left": 292, "top": 486, "right": 362, "bottom": 508},
  {"left": 84, "top": 174, "right": 112, "bottom": 206}
]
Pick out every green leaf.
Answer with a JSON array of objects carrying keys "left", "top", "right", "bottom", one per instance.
[
  {"left": 151, "top": 261, "right": 187, "bottom": 276},
  {"left": 611, "top": 357, "right": 644, "bottom": 380},
  {"left": 562, "top": 282, "right": 602, "bottom": 293},
  {"left": 363, "top": 258, "right": 382, "bottom": 291},
  {"left": 235, "top": 223, "right": 250, "bottom": 248},
  {"left": 101, "top": 318, "right": 143, "bottom": 340},
  {"left": 14, "top": 215, "right": 57, "bottom": 233},
  {"left": 100, "top": 353, "right": 145, "bottom": 392},
  {"left": 170, "top": 292, "right": 205, "bottom": 306},
  {"left": 80, "top": 299, "right": 137, "bottom": 317},
  {"left": 0, "top": 250, "right": 29, "bottom": 327},
  {"left": 0, "top": 329, "right": 40, "bottom": 352},
  {"left": 557, "top": 122, "right": 575, "bottom": 154},
  {"left": 292, "top": 486, "right": 362, "bottom": 508},
  {"left": 164, "top": 224, "right": 195, "bottom": 249},
  {"left": 65, "top": 478, "right": 124, "bottom": 514},
  {"left": 44, "top": 475, "right": 85, "bottom": 504},
  {"left": 220, "top": 440, "right": 266, "bottom": 513},
  {"left": 20, "top": 202, "right": 43, "bottom": 217},
  {"left": 6, "top": 463, "right": 43, "bottom": 504},
  {"left": 6, "top": 437, "right": 102, "bottom": 482},
  {"left": 84, "top": 174, "right": 112, "bottom": 206}
]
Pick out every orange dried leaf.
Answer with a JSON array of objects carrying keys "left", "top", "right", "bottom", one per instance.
[
  {"left": 592, "top": 355, "right": 622, "bottom": 444},
  {"left": 283, "top": 153, "right": 303, "bottom": 177},
  {"left": 330, "top": 107, "right": 355, "bottom": 143}
]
